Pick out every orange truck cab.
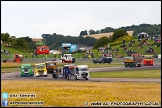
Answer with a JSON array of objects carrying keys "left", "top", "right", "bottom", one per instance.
[
  {"left": 14, "top": 54, "right": 23, "bottom": 63},
  {"left": 143, "top": 55, "right": 154, "bottom": 66}
]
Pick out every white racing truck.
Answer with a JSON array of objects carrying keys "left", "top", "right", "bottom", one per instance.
[
  {"left": 75, "top": 65, "right": 90, "bottom": 80},
  {"left": 61, "top": 54, "right": 75, "bottom": 63}
]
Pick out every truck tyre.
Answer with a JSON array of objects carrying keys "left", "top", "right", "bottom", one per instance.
[
  {"left": 93, "top": 60, "right": 96, "bottom": 64},
  {"left": 75, "top": 75, "right": 78, "bottom": 80},
  {"left": 52, "top": 74, "right": 57, "bottom": 78},
  {"left": 56, "top": 69, "right": 58, "bottom": 72},
  {"left": 3, "top": 60, "right": 7, "bottom": 63},
  {"left": 65, "top": 74, "right": 69, "bottom": 80},
  {"left": 102, "top": 60, "right": 105, "bottom": 64},
  {"left": 59, "top": 68, "right": 62, "bottom": 72}
]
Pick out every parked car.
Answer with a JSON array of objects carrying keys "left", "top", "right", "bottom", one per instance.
[
  {"left": 20, "top": 64, "right": 34, "bottom": 76},
  {"left": 93, "top": 57, "right": 112, "bottom": 64}
]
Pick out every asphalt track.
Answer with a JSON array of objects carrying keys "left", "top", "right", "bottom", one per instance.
[{"left": 1, "top": 62, "right": 161, "bottom": 82}]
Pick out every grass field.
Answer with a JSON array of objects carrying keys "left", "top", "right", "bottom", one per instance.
[
  {"left": 90, "top": 70, "right": 161, "bottom": 78},
  {"left": 1, "top": 80, "right": 161, "bottom": 107}
]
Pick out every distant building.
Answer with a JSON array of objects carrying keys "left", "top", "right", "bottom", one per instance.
[{"left": 32, "top": 38, "right": 43, "bottom": 42}]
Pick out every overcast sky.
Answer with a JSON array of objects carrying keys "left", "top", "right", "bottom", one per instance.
[{"left": 1, "top": 1, "right": 161, "bottom": 38}]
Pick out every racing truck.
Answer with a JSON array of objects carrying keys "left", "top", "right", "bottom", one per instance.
[
  {"left": 61, "top": 54, "right": 75, "bottom": 63},
  {"left": 45, "top": 61, "right": 61, "bottom": 74},
  {"left": 34, "top": 63, "right": 48, "bottom": 77},
  {"left": 52, "top": 64, "right": 90, "bottom": 80},
  {"left": 143, "top": 55, "right": 154, "bottom": 66},
  {"left": 3, "top": 54, "right": 23, "bottom": 63},
  {"left": 20, "top": 64, "right": 34, "bottom": 76},
  {"left": 124, "top": 56, "right": 142, "bottom": 68}
]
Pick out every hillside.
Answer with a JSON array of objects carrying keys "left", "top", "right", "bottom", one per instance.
[{"left": 1, "top": 36, "right": 161, "bottom": 60}]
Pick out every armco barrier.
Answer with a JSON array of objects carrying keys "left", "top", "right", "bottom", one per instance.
[{"left": 1, "top": 58, "right": 161, "bottom": 63}]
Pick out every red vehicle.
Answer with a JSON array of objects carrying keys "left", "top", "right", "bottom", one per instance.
[
  {"left": 3, "top": 54, "right": 23, "bottom": 63},
  {"left": 143, "top": 55, "right": 154, "bottom": 66},
  {"left": 34, "top": 46, "right": 49, "bottom": 55},
  {"left": 132, "top": 54, "right": 143, "bottom": 63}
]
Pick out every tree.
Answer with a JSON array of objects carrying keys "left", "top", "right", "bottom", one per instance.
[
  {"left": 112, "top": 29, "right": 128, "bottom": 41},
  {"left": 19, "top": 36, "right": 32, "bottom": 42},
  {"left": 100, "top": 27, "right": 115, "bottom": 33},
  {"left": 12, "top": 38, "right": 28, "bottom": 50},
  {"left": 1, "top": 33, "right": 10, "bottom": 42},
  {"left": 93, "top": 36, "right": 109, "bottom": 49},
  {"left": 95, "top": 30, "right": 100, "bottom": 34},
  {"left": 79, "top": 30, "right": 88, "bottom": 36},
  {"left": 89, "top": 29, "right": 96, "bottom": 35}
]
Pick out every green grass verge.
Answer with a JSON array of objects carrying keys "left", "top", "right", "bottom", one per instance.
[{"left": 90, "top": 70, "right": 161, "bottom": 78}]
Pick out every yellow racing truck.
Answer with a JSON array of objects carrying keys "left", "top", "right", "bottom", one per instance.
[{"left": 34, "top": 63, "right": 47, "bottom": 77}]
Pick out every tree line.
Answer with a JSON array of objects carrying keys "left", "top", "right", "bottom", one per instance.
[
  {"left": 79, "top": 23, "right": 161, "bottom": 36},
  {"left": 42, "top": 29, "right": 128, "bottom": 49}
]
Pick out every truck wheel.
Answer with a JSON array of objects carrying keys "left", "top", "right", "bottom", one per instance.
[
  {"left": 75, "top": 75, "right": 78, "bottom": 80},
  {"left": 59, "top": 68, "right": 62, "bottom": 72},
  {"left": 52, "top": 74, "right": 57, "bottom": 78},
  {"left": 3, "top": 60, "right": 7, "bottom": 63},
  {"left": 66, "top": 75, "right": 70, "bottom": 80}
]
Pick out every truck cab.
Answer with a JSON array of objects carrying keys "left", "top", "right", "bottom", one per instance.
[
  {"left": 14, "top": 54, "right": 23, "bottom": 63},
  {"left": 75, "top": 65, "right": 90, "bottom": 80},
  {"left": 34, "top": 63, "right": 47, "bottom": 77},
  {"left": 20, "top": 64, "right": 34, "bottom": 76},
  {"left": 143, "top": 55, "right": 154, "bottom": 66},
  {"left": 61, "top": 54, "right": 75, "bottom": 63},
  {"left": 124, "top": 55, "right": 142, "bottom": 68},
  {"left": 45, "top": 61, "right": 58, "bottom": 74}
]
